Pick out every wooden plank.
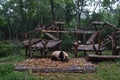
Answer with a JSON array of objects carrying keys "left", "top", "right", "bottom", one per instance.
[
  {"left": 86, "top": 54, "right": 120, "bottom": 62},
  {"left": 45, "top": 33, "right": 59, "bottom": 40},
  {"left": 86, "top": 32, "right": 98, "bottom": 44},
  {"left": 15, "top": 65, "right": 95, "bottom": 73},
  {"left": 54, "top": 21, "right": 65, "bottom": 25},
  {"left": 42, "top": 30, "right": 95, "bottom": 34},
  {"left": 92, "top": 21, "right": 105, "bottom": 25}
]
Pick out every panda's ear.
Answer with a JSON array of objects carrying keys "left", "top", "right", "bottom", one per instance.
[{"left": 59, "top": 51, "right": 64, "bottom": 61}]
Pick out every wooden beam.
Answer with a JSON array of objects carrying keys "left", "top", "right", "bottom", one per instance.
[
  {"left": 42, "top": 30, "right": 96, "bottom": 34},
  {"left": 92, "top": 21, "right": 105, "bottom": 25},
  {"left": 45, "top": 33, "right": 59, "bottom": 40},
  {"left": 86, "top": 54, "right": 120, "bottom": 62},
  {"left": 54, "top": 21, "right": 64, "bottom": 25}
]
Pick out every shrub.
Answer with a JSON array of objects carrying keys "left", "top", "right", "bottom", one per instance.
[
  {"left": 0, "top": 42, "right": 13, "bottom": 57},
  {"left": 62, "top": 34, "right": 74, "bottom": 51}
]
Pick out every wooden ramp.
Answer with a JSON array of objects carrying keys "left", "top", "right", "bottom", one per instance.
[
  {"left": 86, "top": 31, "right": 98, "bottom": 44},
  {"left": 45, "top": 33, "right": 59, "bottom": 40}
]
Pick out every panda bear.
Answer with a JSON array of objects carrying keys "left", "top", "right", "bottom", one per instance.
[{"left": 51, "top": 51, "right": 69, "bottom": 62}]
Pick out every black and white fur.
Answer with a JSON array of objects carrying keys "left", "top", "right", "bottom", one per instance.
[{"left": 51, "top": 51, "right": 69, "bottom": 62}]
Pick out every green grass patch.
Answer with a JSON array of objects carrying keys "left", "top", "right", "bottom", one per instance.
[
  {"left": 34, "top": 61, "right": 120, "bottom": 80},
  {"left": 0, "top": 55, "right": 25, "bottom": 62},
  {"left": 0, "top": 63, "right": 35, "bottom": 80},
  {"left": 0, "top": 48, "right": 120, "bottom": 80}
]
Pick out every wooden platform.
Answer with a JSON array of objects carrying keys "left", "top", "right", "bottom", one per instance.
[
  {"left": 23, "top": 39, "right": 62, "bottom": 50},
  {"left": 30, "top": 40, "right": 62, "bottom": 50},
  {"left": 23, "top": 38, "right": 41, "bottom": 46},
  {"left": 15, "top": 58, "right": 95, "bottom": 73}
]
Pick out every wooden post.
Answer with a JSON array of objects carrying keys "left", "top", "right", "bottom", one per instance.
[
  {"left": 74, "top": 26, "right": 78, "bottom": 41},
  {"left": 112, "top": 32, "right": 118, "bottom": 55},
  {"left": 73, "top": 44, "right": 78, "bottom": 57},
  {"left": 50, "top": 0, "right": 55, "bottom": 22},
  {"left": 29, "top": 39, "right": 33, "bottom": 58},
  {"left": 73, "top": 41, "right": 81, "bottom": 57},
  {"left": 25, "top": 47, "right": 28, "bottom": 57},
  {"left": 97, "top": 31, "right": 102, "bottom": 55},
  {"left": 42, "top": 40, "right": 48, "bottom": 58},
  {"left": 24, "top": 33, "right": 28, "bottom": 40}
]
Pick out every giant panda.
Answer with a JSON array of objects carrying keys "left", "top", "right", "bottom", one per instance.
[{"left": 51, "top": 51, "right": 69, "bottom": 62}]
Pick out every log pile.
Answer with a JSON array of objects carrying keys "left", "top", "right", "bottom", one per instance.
[{"left": 15, "top": 58, "right": 95, "bottom": 73}]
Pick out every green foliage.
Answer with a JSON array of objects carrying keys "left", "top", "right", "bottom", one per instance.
[
  {"left": 0, "top": 0, "right": 120, "bottom": 49},
  {"left": 0, "top": 16, "right": 7, "bottom": 26},
  {"left": 102, "top": 0, "right": 111, "bottom": 7},
  {"left": 0, "top": 64, "right": 35, "bottom": 80},
  {"left": 62, "top": 34, "right": 74, "bottom": 50},
  {"left": 114, "top": 59, "right": 120, "bottom": 66},
  {"left": 0, "top": 42, "right": 13, "bottom": 57},
  {"left": 0, "top": 55, "right": 25, "bottom": 62},
  {"left": 0, "top": 64, "right": 13, "bottom": 76}
]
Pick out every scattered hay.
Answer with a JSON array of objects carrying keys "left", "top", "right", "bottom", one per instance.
[{"left": 15, "top": 58, "right": 95, "bottom": 73}]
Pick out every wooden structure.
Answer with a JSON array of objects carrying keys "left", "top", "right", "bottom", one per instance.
[
  {"left": 72, "top": 21, "right": 120, "bottom": 58},
  {"left": 24, "top": 39, "right": 62, "bottom": 58},
  {"left": 111, "top": 31, "right": 120, "bottom": 55},
  {"left": 23, "top": 21, "right": 107, "bottom": 58},
  {"left": 86, "top": 22, "right": 120, "bottom": 62},
  {"left": 23, "top": 21, "right": 64, "bottom": 58},
  {"left": 73, "top": 31, "right": 105, "bottom": 57},
  {"left": 23, "top": 39, "right": 62, "bottom": 58},
  {"left": 23, "top": 21, "right": 120, "bottom": 59}
]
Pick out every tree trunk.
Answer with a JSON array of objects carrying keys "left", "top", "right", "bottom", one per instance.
[
  {"left": 117, "top": 19, "right": 120, "bottom": 28},
  {"left": 7, "top": 17, "right": 11, "bottom": 40},
  {"left": 76, "top": 0, "right": 81, "bottom": 29},
  {"left": 19, "top": 0, "right": 24, "bottom": 40},
  {"left": 50, "top": 0, "right": 55, "bottom": 22}
]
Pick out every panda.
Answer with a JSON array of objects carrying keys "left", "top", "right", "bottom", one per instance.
[{"left": 51, "top": 51, "right": 69, "bottom": 62}]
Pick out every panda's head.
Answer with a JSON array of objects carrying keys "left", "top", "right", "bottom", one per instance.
[
  {"left": 59, "top": 51, "right": 69, "bottom": 62},
  {"left": 51, "top": 51, "right": 69, "bottom": 62}
]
